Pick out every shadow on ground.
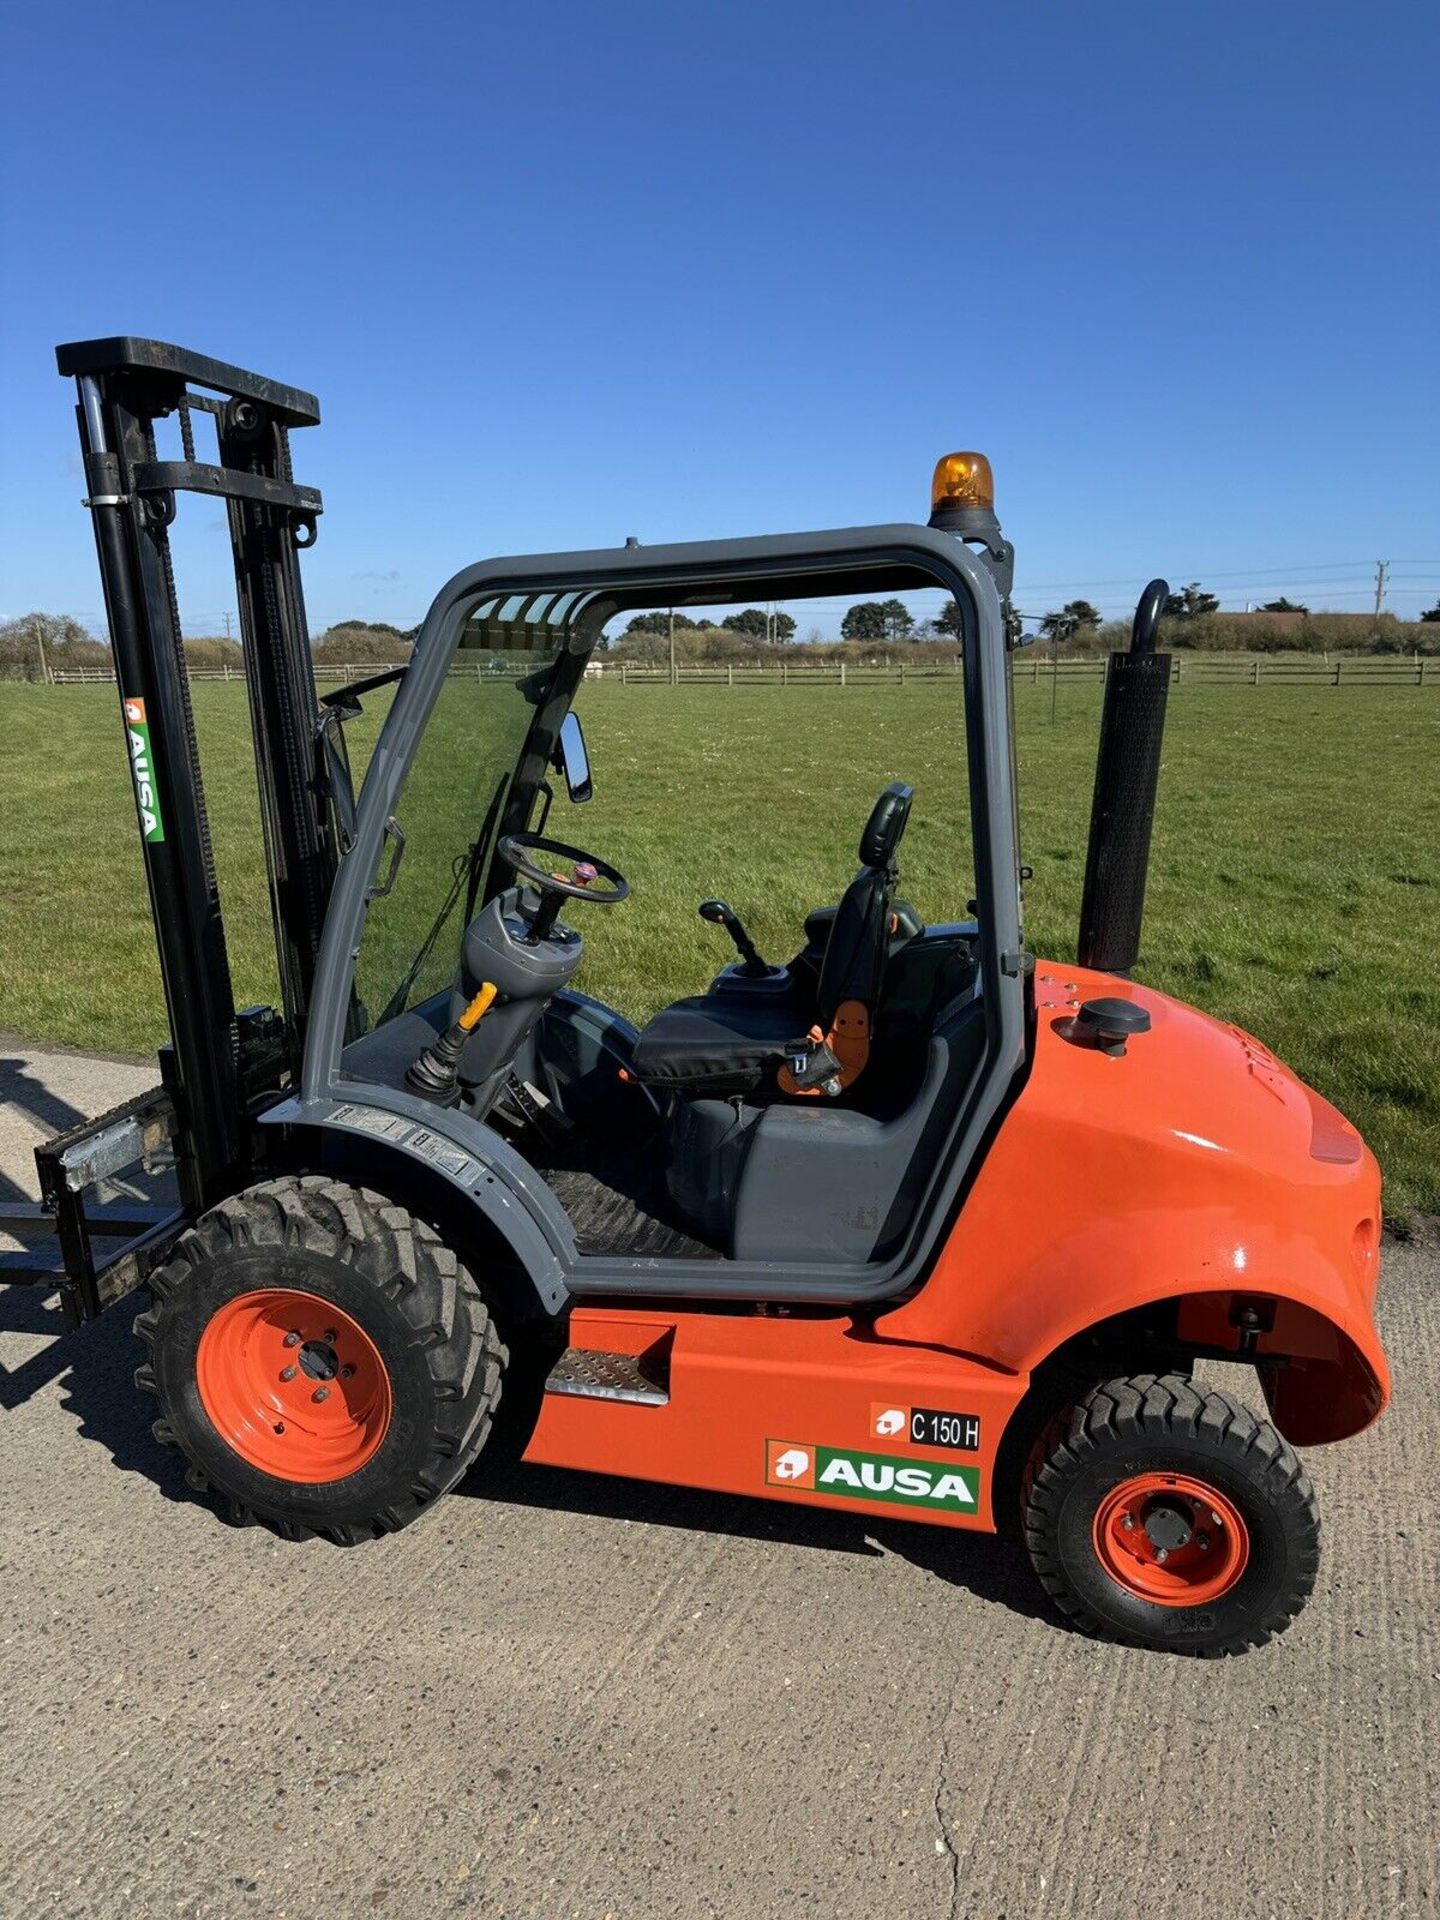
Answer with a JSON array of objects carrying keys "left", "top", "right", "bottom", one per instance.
[
  {"left": 0, "top": 1055, "right": 87, "bottom": 1138},
  {"left": 35, "top": 1294, "right": 1056, "bottom": 1634},
  {"left": 0, "top": 1055, "right": 88, "bottom": 1205}
]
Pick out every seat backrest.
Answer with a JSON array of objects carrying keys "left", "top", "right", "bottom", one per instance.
[{"left": 816, "top": 783, "right": 913, "bottom": 1026}]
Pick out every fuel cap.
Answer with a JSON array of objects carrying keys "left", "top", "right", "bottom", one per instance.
[{"left": 1075, "top": 997, "right": 1151, "bottom": 1055}]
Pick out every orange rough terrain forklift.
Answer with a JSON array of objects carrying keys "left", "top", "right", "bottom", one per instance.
[{"left": 1, "top": 339, "right": 1389, "bottom": 1655}]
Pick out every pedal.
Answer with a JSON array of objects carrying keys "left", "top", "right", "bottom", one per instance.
[{"left": 544, "top": 1346, "right": 670, "bottom": 1407}]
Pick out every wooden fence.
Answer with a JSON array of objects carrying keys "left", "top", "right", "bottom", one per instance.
[
  {"left": 43, "top": 655, "right": 1438, "bottom": 689},
  {"left": 585, "top": 656, "right": 1436, "bottom": 688}
]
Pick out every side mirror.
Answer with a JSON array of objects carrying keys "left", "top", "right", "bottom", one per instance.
[{"left": 555, "top": 710, "right": 593, "bottom": 803}]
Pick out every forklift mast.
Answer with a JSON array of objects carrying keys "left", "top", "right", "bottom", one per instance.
[{"left": 55, "top": 338, "right": 340, "bottom": 1204}]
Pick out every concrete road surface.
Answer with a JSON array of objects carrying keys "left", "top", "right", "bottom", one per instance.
[{"left": 1, "top": 1038, "right": 1435, "bottom": 1920}]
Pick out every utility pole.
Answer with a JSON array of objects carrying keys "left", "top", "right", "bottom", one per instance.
[
  {"left": 1372, "top": 561, "right": 1389, "bottom": 621},
  {"left": 30, "top": 615, "right": 49, "bottom": 685},
  {"left": 1050, "top": 613, "right": 1078, "bottom": 724},
  {"left": 1050, "top": 629, "right": 1060, "bottom": 724},
  {"left": 668, "top": 608, "right": 675, "bottom": 686},
  {"left": 222, "top": 611, "right": 234, "bottom": 641}
]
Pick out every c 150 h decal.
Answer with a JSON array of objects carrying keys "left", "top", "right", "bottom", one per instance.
[{"left": 870, "top": 1402, "right": 981, "bottom": 1451}]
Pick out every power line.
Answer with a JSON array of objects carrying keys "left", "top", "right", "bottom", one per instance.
[{"left": 1010, "top": 563, "right": 1378, "bottom": 590}]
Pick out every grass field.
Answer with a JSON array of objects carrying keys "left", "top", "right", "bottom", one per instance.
[{"left": 0, "top": 679, "right": 1435, "bottom": 1222}]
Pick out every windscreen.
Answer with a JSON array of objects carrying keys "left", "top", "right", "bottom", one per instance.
[
  {"left": 350, "top": 613, "right": 565, "bottom": 1033},
  {"left": 566, "top": 583, "right": 979, "bottom": 1028}
]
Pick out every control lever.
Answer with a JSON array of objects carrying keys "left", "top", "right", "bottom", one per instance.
[
  {"left": 405, "top": 982, "right": 498, "bottom": 1104},
  {"left": 698, "top": 899, "right": 771, "bottom": 977}
]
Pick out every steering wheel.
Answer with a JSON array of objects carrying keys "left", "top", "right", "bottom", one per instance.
[{"left": 496, "top": 831, "right": 630, "bottom": 942}]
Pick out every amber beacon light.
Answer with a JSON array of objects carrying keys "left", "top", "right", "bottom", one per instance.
[{"left": 930, "top": 450, "right": 994, "bottom": 517}]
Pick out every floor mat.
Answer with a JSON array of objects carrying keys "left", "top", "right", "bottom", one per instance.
[{"left": 536, "top": 1154, "right": 721, "bottom": 1261}]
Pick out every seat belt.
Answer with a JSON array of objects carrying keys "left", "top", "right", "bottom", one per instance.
[{"left": 776, "top": 1000, "right": 871, "bottom": 1098}]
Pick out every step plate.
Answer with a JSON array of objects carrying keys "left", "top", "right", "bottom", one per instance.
[{"left": 545, "top": 1348, "right": 670, "bottom": 1407}]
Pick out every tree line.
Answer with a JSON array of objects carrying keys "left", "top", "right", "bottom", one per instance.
[
  {"left": 1037, "top": 583, "right": 1323, "bottom": 639},
  {"left": 0, "top": 613, "right": 421, "bottom": 682},
  {"left": 613, "top": 598, "right": 964, "bottom": 658}
]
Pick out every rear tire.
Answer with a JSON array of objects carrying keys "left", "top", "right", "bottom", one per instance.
[
  {"left": 1022, "top": 1373, "right": 1320, "bottom": 1655},
  {"left": 135, "top": 1176, "right": 506, "bottom": 1542}
]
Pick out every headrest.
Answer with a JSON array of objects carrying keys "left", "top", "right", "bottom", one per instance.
[{"left": 859, "top": 782, "right": 914, "bottom": 868}]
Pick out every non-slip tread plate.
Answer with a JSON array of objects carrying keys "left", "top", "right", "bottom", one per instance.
[{"left": 545, "top": 1347, "right": 670, "bottom": 1405}]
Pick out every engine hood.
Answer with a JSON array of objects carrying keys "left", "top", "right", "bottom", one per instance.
[
  {"left": 1030, "top": 962, "right": 1368, "bottom": 1187},
  {"left": 880, "top": 959, "right": 1388, "bottom": 1446}
]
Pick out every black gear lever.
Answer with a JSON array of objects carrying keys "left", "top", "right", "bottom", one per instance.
[{"left": 698, "top": 899, "right": 772, "bottom": 977}]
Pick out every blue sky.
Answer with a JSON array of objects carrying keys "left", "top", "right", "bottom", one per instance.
[{"left": 2, "top": 0, "right": 1436, "bottom": 638}]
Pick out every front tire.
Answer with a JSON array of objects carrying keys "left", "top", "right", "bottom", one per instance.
[
  {"left": 135, "top": 1176, "right": 506, "bottom": 1542},
  {"left": 1022, "top": 1373, "right": 1320, "bottom": 1655}
]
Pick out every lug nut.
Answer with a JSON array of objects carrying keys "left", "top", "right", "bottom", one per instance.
[
  {"left": 1210, "top": 1511, "right": 1224, "bottom": 1528},
  {"left": 283, "top": 1331, "right": 301, "bottom": 1348},
  {"left": 324, "top": 1328, "right": 338, "bottom": 1342},
  {"left": 1121, "top": 1514, "right": 1136, "bottom": 1531},
  {"left": 1155, "top": 1546, "right": 1168, "bottom": 1563},
  {"left": 280, "top": 1366, "right": 297, "bottom": 1382},
  {"left": 1196, "top": 1531, "right": 1210, "bottom": 1551},
  {"left": 312, "top": 1386, "right": 330, "bottom": 1404},
  {"left": 340, "top": 1364, "right": 355, "bottom": 1379}
]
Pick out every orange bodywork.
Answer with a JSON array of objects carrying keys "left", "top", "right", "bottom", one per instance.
[
  {"left": 525, "top": 962, "right": 1390, "bottom": 1531},
  {"left": 526, "top": 1307, "right": 1013, "bottom": 1531}
]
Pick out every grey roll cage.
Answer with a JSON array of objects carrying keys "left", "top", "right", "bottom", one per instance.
[{"left": 265, "top": 522, "right": 1029, "bottom": 1310}]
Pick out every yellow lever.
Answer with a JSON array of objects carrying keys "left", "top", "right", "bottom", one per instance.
[{"left": 457, "top": 982, "right": 498, "bottom": 1031}]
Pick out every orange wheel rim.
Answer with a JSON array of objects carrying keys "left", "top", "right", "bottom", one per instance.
[
  {"left": 196, "top": 1289, "right": 392, "bottom": 1484},
  {"left": 1092, "top": 1471, "right": 1249, "bottom": 1606}
]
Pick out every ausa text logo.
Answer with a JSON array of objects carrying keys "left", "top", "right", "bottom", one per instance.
[
  {"left": 123, "top": 698, "right": 165, "bottom": 843},
  {"left": 765, "top": 1439, "right": 978, "bottom": 1511}
]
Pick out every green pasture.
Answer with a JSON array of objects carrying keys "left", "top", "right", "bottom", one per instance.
[{"left": 0, "top": 679, "right": 1435, "bottom": 1222}]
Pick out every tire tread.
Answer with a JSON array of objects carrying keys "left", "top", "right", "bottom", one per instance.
[
  {"left": 134, "top": 1175, "right": 507, "bottom": 1544},
  {"left": 1022, "top": 1372, "right": 1319, "bottom": 1656}
]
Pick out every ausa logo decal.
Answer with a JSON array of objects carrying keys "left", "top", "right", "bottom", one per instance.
[
  {"left": 123, "top": 697, "right": 165, "bottom": 843},
  {"left": 765, "top": 1439, "right": 977, "bottom": 1511}
]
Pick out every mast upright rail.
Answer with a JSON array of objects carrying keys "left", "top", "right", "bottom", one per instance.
[{"left": 0, "top": 340, "right": 343, "bottom": 1318}]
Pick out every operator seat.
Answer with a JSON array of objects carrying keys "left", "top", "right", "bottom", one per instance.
[{"left": 630, "top": 783, "right": 915, "bottom": 1097}]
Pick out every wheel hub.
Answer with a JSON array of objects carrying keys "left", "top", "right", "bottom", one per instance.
[
  {"left": 1142, "top": 1498, "right": 1194, "bottom": 1554},
  {"left": 196, "top": 1288, "right": 392, "bottom": 1483},
  {"left": 298, "top": 1338, "right": 339, "bottom": 1381},
  {"left": 1093, "top": 1472, "right": 1249, "bottom": 1607}
]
